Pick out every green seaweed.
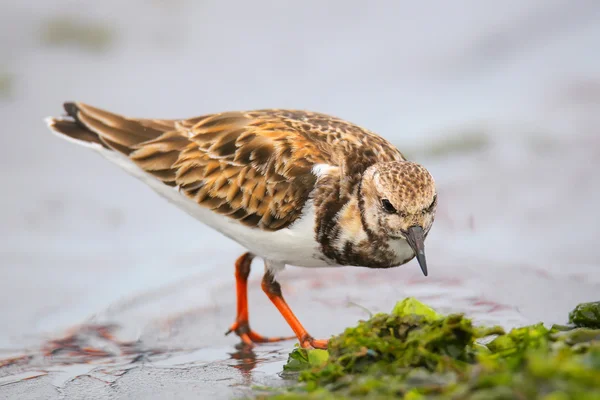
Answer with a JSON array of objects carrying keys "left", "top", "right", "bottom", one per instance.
[
  {"left": 569, "top": 302, "right": 600, "bottom": 329},
  {"left": 284, "top": 348, "right": 329, "bottom": 373},
  {"left": 264, "top": 298, "right": 600, "bottom": 399}
]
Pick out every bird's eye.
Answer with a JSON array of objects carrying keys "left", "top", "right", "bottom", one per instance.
[{"left": 381, "top": 199, "right": 396, "bottom": 214}]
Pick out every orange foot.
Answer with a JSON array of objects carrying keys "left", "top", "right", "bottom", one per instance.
[
  {"left": 299, "top": 336, "right": 329, "bottom": 350},
  {"left": 225, "top": 320, "right": 295, "bottom": 346},
  {"left": 228, "top": 253, "right": 295, "bottom": 347},
  {"left": 228, "top": 253, "right": 329, "bottom": 349},
  {"left": 262, "top": 269, "right": 329, "bottom": 350}
]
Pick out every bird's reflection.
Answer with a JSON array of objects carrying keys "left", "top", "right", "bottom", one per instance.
[{"left": 228, "top": 345, "right": 259, "bottom": 376}]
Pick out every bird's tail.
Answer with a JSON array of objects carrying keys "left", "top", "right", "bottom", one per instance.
[{"left": 45, "top": 102, "right": 176, "bottom": 155}]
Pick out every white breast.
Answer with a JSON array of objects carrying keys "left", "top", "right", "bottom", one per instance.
[
  {"left": 99, "top": 149, "right": 332, "bottom": 268},
  {"left": 388, "top": 237, "right": 416, "bottom": 265}
]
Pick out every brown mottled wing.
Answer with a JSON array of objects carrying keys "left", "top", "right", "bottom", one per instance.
[
  {"left": 49, "top": 104, "right": 404, "bottom": 231},
  {"left": 51, "top": 104, "right": 328, "bottom": 230},
  {"left": 133, "top": 111, "right": 333, "bottom": 230}
]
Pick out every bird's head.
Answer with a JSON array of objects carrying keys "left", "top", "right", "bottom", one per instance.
[{"left": 360, "top": 161, "right": 437, "bottom": 275}]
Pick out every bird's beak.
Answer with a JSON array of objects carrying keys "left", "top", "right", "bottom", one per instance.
[{"left": 405, "top": 226, "right": 428, "bottom": 276}]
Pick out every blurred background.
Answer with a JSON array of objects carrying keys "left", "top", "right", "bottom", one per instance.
[{"left": 0, "top": 0, "right": 599, "bottom": 396}]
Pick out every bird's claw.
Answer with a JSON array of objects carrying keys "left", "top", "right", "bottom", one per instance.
[{"left": 226, "top": 320, "right": 295, "bottom": 347}]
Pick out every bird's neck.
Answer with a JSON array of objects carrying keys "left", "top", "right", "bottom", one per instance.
[{"left": 312, "top": 176, "right": 411, "bottom": 268}]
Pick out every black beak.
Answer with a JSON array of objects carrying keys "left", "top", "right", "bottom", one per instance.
[{"left": 405, "top": 226, "right": 428, "bottom": 276}]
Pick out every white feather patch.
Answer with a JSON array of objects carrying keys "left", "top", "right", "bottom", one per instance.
[{"left": 311, "top": 163, "right": 337, "bottom": 179}]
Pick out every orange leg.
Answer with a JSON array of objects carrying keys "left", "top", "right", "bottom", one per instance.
[
  {"left": 225, "top": 253, "right": 295, "bottom": 346},
  {"left": 261, "top": 270, "right": 328, "bottom": 349}
]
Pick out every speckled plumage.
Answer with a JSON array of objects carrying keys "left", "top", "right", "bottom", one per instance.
[{"left": 46, "top": 102, "right": 437, "bottom": 349}]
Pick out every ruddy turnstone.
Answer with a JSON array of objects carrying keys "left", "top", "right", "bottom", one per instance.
[{"left": 46, "top": 103, "right": 437, "bottom": 349}]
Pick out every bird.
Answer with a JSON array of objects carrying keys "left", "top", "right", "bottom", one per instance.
[{"left": 46, "top": 103, "right": 437, "bottom": 350}]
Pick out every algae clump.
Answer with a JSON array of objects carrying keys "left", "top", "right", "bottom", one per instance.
[
  {"left": 265, "top": 298, "right": 600, "bottom": 399},
  {"left": 569, "top": 301, "right": 600, "bottom": 329}
]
